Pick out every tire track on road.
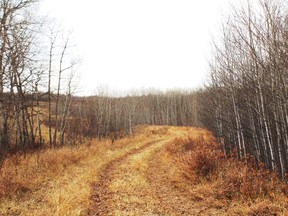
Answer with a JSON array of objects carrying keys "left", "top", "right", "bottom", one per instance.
[{"left": 89, "top": 138, "right": 169, "bottom": 215}]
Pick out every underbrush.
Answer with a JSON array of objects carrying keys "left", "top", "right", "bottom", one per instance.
[{"left": 166, "top": 130, "right": 288, "bottom": 215}]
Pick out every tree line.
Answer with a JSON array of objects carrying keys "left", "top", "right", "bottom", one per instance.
[
  {"left": 200, "top": 0, "right": 288, "bottom": 178},
  {"left": 65, "top": 91, "right": 200, "bottom": 142}
]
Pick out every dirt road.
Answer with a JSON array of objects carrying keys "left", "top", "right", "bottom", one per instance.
[
  {"left": 2, "top": 126, "right": 284, "bottom": 215},
  {"left": 89, "top": 127, "right": 220, "bottom": 215}
]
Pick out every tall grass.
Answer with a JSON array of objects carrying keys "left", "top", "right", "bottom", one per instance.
[
  {"left": 165, "top": 129, "right": 288, "bottom": 215},
  {"left": 0, "top": 145, "right": 96, "bottom": 198}
]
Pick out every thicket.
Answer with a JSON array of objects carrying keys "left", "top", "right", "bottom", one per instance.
[{"left": 198, "top": 0, "right": 288, "bottom": 178}]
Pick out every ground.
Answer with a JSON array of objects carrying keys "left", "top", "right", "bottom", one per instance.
[
  {"left": 1, "top": 126, "right": 287, "bottom": 215},
  {"left": 88, "top": 126, "right": 227, "bottom": 215}
]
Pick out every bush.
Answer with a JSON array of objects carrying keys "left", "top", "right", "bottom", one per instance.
[{"left": 183, "top": 150, "right": 219, "bottom": 180}]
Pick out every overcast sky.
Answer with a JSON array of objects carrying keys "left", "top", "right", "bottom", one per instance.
[{"left": 40, "top": 0, "right": 234, "bottom": 95}]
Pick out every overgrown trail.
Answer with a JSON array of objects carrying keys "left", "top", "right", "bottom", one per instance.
[
  {"left": 2, "top": 126, "right": 286, "bottom": 215},
  {"left": 89, "top": 127, "right": 219, "bottom": 215}
]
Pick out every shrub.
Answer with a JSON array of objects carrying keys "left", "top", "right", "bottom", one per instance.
[{"left": 183, "top": 150, "right": 218, "bottom": 180}]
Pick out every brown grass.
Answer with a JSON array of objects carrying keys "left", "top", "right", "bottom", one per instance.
[
  {"left": 0, "top": 147, "right": 85, "bottom": 198},
  {"left": 0, "top": 125, "right": 168, "bottom": 215},
  {"left": 1, "top": 126, "right": 288, "bottom": 215},
  {"left": 0, "top": 140, "right": 109, "bottom": 215},
  {"left": 165, "top": 128, "right": 288, "bottom": 215}
]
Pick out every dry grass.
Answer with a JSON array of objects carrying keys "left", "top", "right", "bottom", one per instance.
[
  {"left": 0, "top": 147, "right": 85, "bottom": 198},
  {"left": 0, "top": 140, "right": 109, "bottom": 215},
  {"left": 165, "top": 128, "right": 288, "bottom": 215},
  {"left": 0, "top": 125, "right": 168, "bottom": 215},
  {"left": 1, "top": 125, "right": 287, "bottom": 215}
]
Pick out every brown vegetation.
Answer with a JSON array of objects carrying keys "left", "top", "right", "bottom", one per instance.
[
  {"left": 165, "top": 130, "right": 288, "bottom": 215},
  {"left": 1, "top": 126, "right": 287, "bottom": 215},
  {"left": 0, "top": 126, "right": 167, "bottom": 215},
  {"left": 0, "top": 147, "right": 86, "bottom": 198}
]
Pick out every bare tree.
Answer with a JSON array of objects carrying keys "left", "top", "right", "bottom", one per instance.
[
  {"left": 201, "top": 0, "right": 288, "bottom": 177},
  {"left": 0, "top": 0, "right": 40, "bottom": 159}
]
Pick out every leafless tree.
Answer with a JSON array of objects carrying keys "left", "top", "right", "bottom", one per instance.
[{"left": 201, "top": 0, "right": 288, "bottom": 178}]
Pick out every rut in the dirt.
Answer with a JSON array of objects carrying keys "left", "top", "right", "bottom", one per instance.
[
  {"left": 89, "top": 139, "right": 167, "bottom": 215},
  {"left": 89, "top": 137, "right": 197, "bottom": 216},
  {"left": 88, "top": 133, "right": 227, "bottom": 216}
]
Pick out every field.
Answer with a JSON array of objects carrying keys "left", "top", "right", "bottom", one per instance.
[{"left": 0, "top": 126, "right": 287, "bottom": 215}]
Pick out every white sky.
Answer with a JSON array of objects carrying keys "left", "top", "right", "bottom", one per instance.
[{"left": 39, "top": 0, "right": 234, "bottom": 96}]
